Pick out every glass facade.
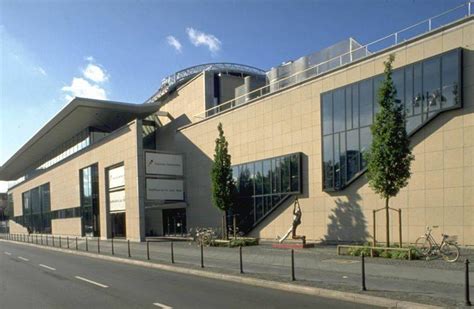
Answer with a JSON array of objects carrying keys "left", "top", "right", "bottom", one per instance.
[
  {"left": 232, "top": 153, "right": 301, "bottom": 234},
  {"left": 20, "top": 183, "right": 51, "bottom": 233},
  {"left": 322, "top": 48, "right": 462, "bottom": 191},
  {"left": 80, "top": 164, "right": 100, "bottom": 237}
]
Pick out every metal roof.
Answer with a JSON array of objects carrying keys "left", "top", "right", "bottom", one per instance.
[
  {"left": 145, "top": 63, "right": 266, "bottom": 104},
  {"left": 0, "top": 97, "right": 160, "bottom": 181}
]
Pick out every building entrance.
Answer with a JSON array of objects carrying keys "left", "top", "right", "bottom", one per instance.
[
  {"left": 163, "top": 208, "right": 186, "bottom": 236},
  {"left": 111, "top": 212, "right": 126, "bottom": 237}
]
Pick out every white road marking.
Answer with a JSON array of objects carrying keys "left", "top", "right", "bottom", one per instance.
[
  {"left": 18, "top": 256, "right": 29, "bottom": 261},
  {"left": 342, "top": 276, "right": 348, "bottom": 279},
  {"left": 74, "top": 276, "right": 109, "bottom": 288},
  {"left": 39, "top": 264, "right": 56, "bottom": 271},
  {"left": 153, "top": 302, "right": 173, "bottom": 309},
  {"left": 4, "top": 252, "right": 11, "bottom": 255}
]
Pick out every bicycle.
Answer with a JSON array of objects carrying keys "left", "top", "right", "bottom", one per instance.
[{"left": 415, "top": 225, "right": 460, "bottom": 262}]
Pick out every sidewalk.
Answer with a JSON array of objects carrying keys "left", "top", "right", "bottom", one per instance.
[{"left": 4, "top": 234, "right": 473, "bottom": 307}]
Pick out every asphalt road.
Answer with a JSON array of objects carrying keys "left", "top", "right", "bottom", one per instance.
[{"left": 0, "top": 241, "right": 378, "bottom": 309}]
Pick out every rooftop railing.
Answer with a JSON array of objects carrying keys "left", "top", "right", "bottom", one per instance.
[{"left": 194, "top": 1, "right": 473, "bottom": 120}]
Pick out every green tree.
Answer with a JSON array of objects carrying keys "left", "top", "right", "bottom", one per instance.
[
  {"left": 365, "top": 54, "right": 414, "bottom": 247},
  {"left": 210, "top": 123, "right": 235, "bottom": 236}
]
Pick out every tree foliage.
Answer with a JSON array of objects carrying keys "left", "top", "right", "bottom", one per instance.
[
  {"left": 210, "top": 123, "right": 234, "bottom": 213},
  {"left": 365, "top": 54, "right": 414, "bottom": 200}
]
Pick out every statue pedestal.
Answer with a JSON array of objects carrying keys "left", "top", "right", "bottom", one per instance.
[{"left": 272, "top": 240, "right": 314, "bottom": 249}]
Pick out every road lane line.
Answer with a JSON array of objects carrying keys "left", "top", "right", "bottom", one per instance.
[
  {"left": 18, "top": 256, "right": 29, "bottom": 261},
  {"left": 39, "top": 264, "right": 56, "bottom": 271},
  {"left": 4, "top": 252, "right": 11, "bottom": 255},
  {"left": 74, "top": 276, "right": 108, "bottom": 288},
  {"left": 153, "top": 302, "right": 173, "bottom": 309}
]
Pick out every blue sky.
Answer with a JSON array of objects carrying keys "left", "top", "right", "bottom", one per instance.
[{"left": 0, "top": 0, "right": 468, "bottom": 191}]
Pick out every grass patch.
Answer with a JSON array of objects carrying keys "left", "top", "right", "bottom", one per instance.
[
  {"left": 344, "top": 245, "right": 420, "bottom": 260},
  {"left": 211, "top": 237, "right": 259, "bottom": 248}
]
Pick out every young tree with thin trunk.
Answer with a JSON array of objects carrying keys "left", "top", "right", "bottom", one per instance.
[
  {"left": 210, "top": 123, "right": 234, "bottom": 238},
  {"left": 365, "top": 54, "right": 414, "bottom": 247}
]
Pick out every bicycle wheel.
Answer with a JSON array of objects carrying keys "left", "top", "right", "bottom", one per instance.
[
  {"left": 415, "top": 236, "right": 432, "bottom": 256},
  {"left": 440, "top": 242, "right": 460, "bottom": 263}
]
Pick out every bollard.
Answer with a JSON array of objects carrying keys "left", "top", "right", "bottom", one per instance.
[
  {"left": 41, "top": 235, "right": 43, "bottom": 245},
  {"left": 128, "top": 240, "right": 131, "bottom": 258},
  {"left": 291, "top": 249, "right": 296, "bottom": 281},
  {"left": 111, "top": 237, "right": 114, "bottom": 255},
  {"left": 291, "top": 249, "right": 295, "bottom": 281},
  {"left": 52, "top": 236, "right": 55, "bottom": 247},
  {"left": 67, "top": 236, "right": 69, "bottom": 249},
  {"left": 239, "top": 246, "right": 244, "bottom": 274},
  {"left": 361, "top": 253, "right": 367, "bottom": 291},
  {"left": 46, "top": 235, "right": 48, "bottom": 246},
  {"left": 466, "top": 259, "right": 472, "bottom": 306},
  {"left": 147, "top": 241, "right": 150, "bottom": 260},
  {"left": 59, "top": 236, "right": 62, "bottom": 248},
  {"left": 98, "top": 238, "right": 100, "bottom": 254},
  {"left": 171, "top": 242, "right": 175, "bottom": 264},
  {"left": 86, "top": 237, "right": 88, "bottom": 251},
  {"left": 36, "top": 234, "right": 38, "bottom": 244},
  {"left": 200, "top": 244, "right": 204, "bottom": 268},
  {"left": 75, "top": 237, "right": 78, "bottom": 250}
]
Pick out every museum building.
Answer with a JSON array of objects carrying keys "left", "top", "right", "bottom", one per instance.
[{"left": 1, "top": 8, "right": 473, "bottom": 245}]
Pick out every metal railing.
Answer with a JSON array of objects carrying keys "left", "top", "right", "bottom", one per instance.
[
  {"left": 146, "top": 63, "right": 266, "bottom": 104},
  {"left": 194, "top": 1, "right": 473, "bottom": 120}
]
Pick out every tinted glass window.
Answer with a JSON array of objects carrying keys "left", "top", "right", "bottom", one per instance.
[
  {"left": 321, "top": 49, "right": 462, "bottom": 191},
  {"left": 373, "top": 76, "right": 383, "bottom": 115},
  {"left": 352, "top": 84, "right": 359, "bottom": 128},
  {"left": 345, "top": 86, "right": 352, "bottom": 130},
  {"left": 360, "top": 126, "right": 372, "bottom": 169},
  {"left": 322, "top": 93, "right": 333, "bottom": 135},
  {"left": 393, "top": 69, "right": 404, "bottom": 107},
  {"left": 442, "top": 51, "right": 460, "bottom": 108},
  {"left": 405, "top": 65, "right": 414, "bottom": 117},
  {"left": 232, "top": 153, "right": 301, "bottom": 233},
  {"left": 333, "top": 88, "right": 345, "bottom": 133},
  {"left": 323, "top": 135, "right": 334, "bottom": 189},
  {"left": 424, "top": 57, "right": 441, "bottom": 115},
  {"left": 359, "top": 79, "right": 373, "bottom": 126},
  {"left": 346, "top": 129, "right": 359, "bottom": 180}
]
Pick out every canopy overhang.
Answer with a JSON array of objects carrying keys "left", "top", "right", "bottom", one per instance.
[{"left": 0, "top": 97, "right": 161, "bottom": 181}]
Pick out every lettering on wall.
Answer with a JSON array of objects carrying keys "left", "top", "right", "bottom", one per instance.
[
  {"left": 109, "top": 190, "right": 126, "bottom": 212},
  {"left": 108, "top": 165, "right": 125, "bottom": 189},
  {"left": 146, "top": 178, "right": 184, "bottom": 201},
  {"left": 145, "top": 152, "right": 183, "bottom": 176}
]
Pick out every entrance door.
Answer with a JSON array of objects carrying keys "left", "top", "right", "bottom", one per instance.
[
  {"left": 163, "top": 208, "right": 186, "bottom": 236},
  {"left": 111, "top": 212, "right": 126, "bottom": 238}
]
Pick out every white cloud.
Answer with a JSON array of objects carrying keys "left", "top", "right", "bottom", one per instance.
[
  {"left": 186, "top": 27, "right": 221, "bottom": 54},
  {"left": 85, "top": 56, "right": 95, "bottom": 62},
  {"left": 82, "top": 63, "right": 108, "bottom": 83},
  {"left": 167, "top": 35, "right": 182, "bottom": 53},
  {"left": 62, "top": 77, "right": 107, "bottom": 101},
  {"left": 34, "top": 66, "right": 47, "bottom": 76}
]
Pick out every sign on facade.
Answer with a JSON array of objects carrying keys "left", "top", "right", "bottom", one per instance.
[
  {"left": 109, "top": 190, "right": 126, "bottom": 212},
  {"left": 145, "top": 152, "right": 183, "bottom": 176},
  {"left": 108, "top": 165, "right": 125, "bottom": 189},
  {"left": 146, "top": 178, "right": 184, "bottom": 201}
]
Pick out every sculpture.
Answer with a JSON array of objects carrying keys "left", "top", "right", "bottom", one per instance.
[{"left": 278, "top": 198, "right": 306, "bottom": 244}]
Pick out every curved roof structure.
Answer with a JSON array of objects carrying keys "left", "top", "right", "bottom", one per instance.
[{"left": 145, "top": 63, "right": 266, "bottom": 104}]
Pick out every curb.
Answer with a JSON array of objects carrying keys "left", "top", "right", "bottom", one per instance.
[{"left": 0, "top": 239, "right": 442, "bottom": 309}]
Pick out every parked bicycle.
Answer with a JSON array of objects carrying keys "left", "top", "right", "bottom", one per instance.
[{"left": 415, "top": 225, "right": 460, "bottom": 262}]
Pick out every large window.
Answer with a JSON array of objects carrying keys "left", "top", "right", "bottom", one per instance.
[
  {"left": 80, "top": 164, "right": 100, "bottom": 237},
  {"left": 321, "top": 48, "right": 462, "bottom": 191},
  {"left": 232, "top": 153, "right": 301, "bottom": 234},
  {"left": 20, "top": 183, "right": 51, "bottom": 233}
]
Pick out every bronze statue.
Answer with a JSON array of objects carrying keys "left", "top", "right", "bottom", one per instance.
[{"left": 278, "top": 198, "right": 306, "bottom": 244}]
